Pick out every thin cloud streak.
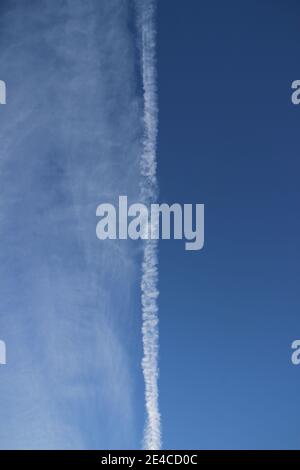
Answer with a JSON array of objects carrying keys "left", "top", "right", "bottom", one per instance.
[{"left": 136, "top": 0, "right": 161, "bottom": 450}]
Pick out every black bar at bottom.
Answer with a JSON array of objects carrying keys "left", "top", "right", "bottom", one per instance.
[{"left": 0, "top": 450, "right": 299, "bottom": 465}]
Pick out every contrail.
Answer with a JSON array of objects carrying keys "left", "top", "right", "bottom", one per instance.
[{"left": 135, "top": 0, "right": 161, "bottom": 450}]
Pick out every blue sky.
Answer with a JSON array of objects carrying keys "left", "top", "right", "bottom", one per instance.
[
  {"left": 0, "top": 0, "right": 300, "bottom": 450},
  {"left": 158, "top": 0, "right": 300, "bottom": 449}
]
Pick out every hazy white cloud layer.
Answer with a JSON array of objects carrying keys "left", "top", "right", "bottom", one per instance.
[{"left": 0, "top": 0, "right": 142, "bottom": 449}]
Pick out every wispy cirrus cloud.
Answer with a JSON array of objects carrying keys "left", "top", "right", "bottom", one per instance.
[{"left": 0, "top": 0, "right": 142, "bottom": 449}]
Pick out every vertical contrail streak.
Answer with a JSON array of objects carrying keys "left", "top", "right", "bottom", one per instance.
[{"left": 136, "top": 0, "right": 161, "bottom": 450}]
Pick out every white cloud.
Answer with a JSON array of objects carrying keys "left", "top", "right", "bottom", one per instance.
[{"left": 0, "top": 0, "right": 142, "bottom": 449}]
